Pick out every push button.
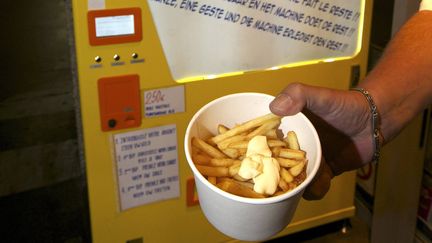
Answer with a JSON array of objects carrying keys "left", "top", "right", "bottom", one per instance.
[{"left": 108, "top": 119, "right": 117, "bottom": 128}]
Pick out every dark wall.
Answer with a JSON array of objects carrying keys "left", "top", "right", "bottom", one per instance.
[
  {"left": 0, "top": 0, "right": 90, "bottom": 242},
  {"left": 370, "top": 0, "right": 394, "bottom": 48}
]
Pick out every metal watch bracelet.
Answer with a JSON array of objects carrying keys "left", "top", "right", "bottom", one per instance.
[{"left": 351, "top": 87, "right": 381, "bottom": 162}]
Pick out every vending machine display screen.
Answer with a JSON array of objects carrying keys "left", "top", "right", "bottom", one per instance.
[
  {"left": 95, "top": 15, "right": 135, "bottom": 37},
  {"left": 88, "top": 8, "right": 142, "bottom": 45}
]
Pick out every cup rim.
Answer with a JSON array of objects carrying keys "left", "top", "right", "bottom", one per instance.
[{"left": 184, "top": 92, "right": 322, "bottom": 205}]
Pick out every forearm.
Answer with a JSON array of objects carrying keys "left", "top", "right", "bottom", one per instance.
[{"left": 360, "top": 11, "right": 432, "bottom": 143}]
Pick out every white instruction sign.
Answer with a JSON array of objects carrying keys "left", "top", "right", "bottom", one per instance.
[
  {"left": 144, "top": 85, "right": 185, "bottom": 117},
  {"left": 113, "top": 124, "right": 179, "bottom": 210},
  {"left": 147, "top": 0, "right": 364, "bottom": 80}
]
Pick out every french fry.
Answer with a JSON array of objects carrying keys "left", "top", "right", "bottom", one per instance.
[
  {"left": 293, "top": 170, "right": 307, "bottom": 185},
  {"left": 289, "top": 160, "right": 306, "bottom": 177},
  {"left": 267, "top": 140, "right": 287, "bottom": 148},
  {"left": 208, "top": 176, "right": 217, "bottom": 185},
  {"left": 228, "top": 162, "right": 249, "bottom": 182},
  {"left": 228, "top": 162, "right": 241, "bottom": 176},
  {"left": 205, "top": 138, "right": 217, "bottom": 146},
  {"left": 274, "top": 190, "right": 287, "bottom": 196},
  {"left": 233, "top": 174, "right": 249, "bottom": 182},
  {"left": 216, "top": 177, "right": 228, "bottom": 183},
  {"left": 236, "top": 180, "right": 254, "bottom": 189},
  {"left": 192, "top": 153, "right": 212, "bottom": 165},
  {"left": 192, "top": 137, "right": 227, "bottom": 159},
  {"left": 279, "top": 148, "right": 306, "bottom": 160},
  {"left": 196, "top": 165, "right": 229, "bottom": 177},
  {"left": 221, "top": 148, "right": 239, "bottom": 159},
  {"left": 191, "top": 144, "right": 201, "bottom": 153},
  {"left": 217, "top": 177, "right": 251, "bottom": 187},
  {"left": 209, "top": 158, "right": 240, "bottom": 167},
  {"left": 265, "top": 129, "right": 278, "bottom": 139},
  {"left": 278, "top": 179, "right": 290, "bottom": 191},
  {"left": 227, "top": 140, "right": 249, "bottom": 149},
  {"left": 285, "top": 131, "right": 300, "bottom": 150},
  {"left": 218, "top": 124, "right": 230, "bottom": 134},
  {"left": 210, "top": 113, "right": 280, "bottom": 144},
  {"left": 216, "top": 179, "right": 265, "bottom": 198},
  {"left": 288, "top": 182, "right": 296, "bottom": 190},
  {"left": 271, "top": 147, "right": 281, "bottom": 157},
  {"left": 217, "top": 135, "right": 246, "bottom": 150},
  {"left": 280, "top": 167, "right": 294, "bottom": 183},
  {"left": 277, "top": 157, "right": 302, "bottom": 168},
  {"left": 246, "top": 118, "right": 281, "bottom": 139},
  {"left": 237, "top": 148, "right": 247, "bottom": 156}
]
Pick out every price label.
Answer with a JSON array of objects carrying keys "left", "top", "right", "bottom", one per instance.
[
  {"left": 145, "top": 90, "right": 165, "bottom": 105},
  {"left": 143, "top": 85, "right": 185, "bottom": 117}
]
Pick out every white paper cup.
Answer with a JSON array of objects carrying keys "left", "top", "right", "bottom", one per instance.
[{"left": 184, "top": 93, "right": 322, "bottom": 241}]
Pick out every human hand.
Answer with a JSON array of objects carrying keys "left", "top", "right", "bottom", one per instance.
[{"left": 270, "top": 83, "right": 374, "bottom": 200}]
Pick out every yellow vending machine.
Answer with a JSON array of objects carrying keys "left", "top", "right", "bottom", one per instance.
[{"left": 71, "top": 0, "right": 371, "bottom": 242}]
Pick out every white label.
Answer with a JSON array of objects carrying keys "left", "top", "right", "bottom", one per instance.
[
  {"left": 88, "top": 0, "right": 105, "bottom": 10},
  {"left": 144, "top": 85, "right": 185, "bottom": 117},
  {"left": 95, "top": 15, "right": 135, "bottom": 37},
  {"left": 113, "top": 125, "right": 179, "bottom": 210},
  {"left": 147, "top": 0, "right": 364, "bottom": 81}
]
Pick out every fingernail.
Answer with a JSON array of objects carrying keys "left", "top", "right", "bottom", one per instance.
[{"left": 271, "top": 93, "right": 293, "bottom": 112}]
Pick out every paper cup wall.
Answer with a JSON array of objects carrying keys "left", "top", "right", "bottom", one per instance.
[{"left": 184, "top": 93, "right": 322, "bottom": 241}]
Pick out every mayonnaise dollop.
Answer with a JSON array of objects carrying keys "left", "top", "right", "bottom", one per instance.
[{"left": 238, "top": 136, "right": 280, "bottom": 195}]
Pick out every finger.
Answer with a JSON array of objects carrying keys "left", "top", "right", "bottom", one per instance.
[
  {"left": 269, "top": 84, "right": 305, "bottom": 116},
  {"left": 302, "top": 161, "right": 334, "bottom": 200},
  {"left": 269, "top": 83, "right": 342, "bottom": 117}
]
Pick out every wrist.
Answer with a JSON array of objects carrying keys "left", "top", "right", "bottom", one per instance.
[{"left": 350, "top": 88, "right": 382, "bottom": 162}]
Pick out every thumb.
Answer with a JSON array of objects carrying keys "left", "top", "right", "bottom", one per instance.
[{"left": 269, "top": 83, "right": 336, "bottom": 116}]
